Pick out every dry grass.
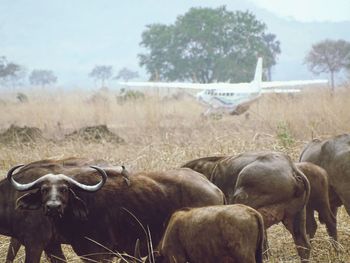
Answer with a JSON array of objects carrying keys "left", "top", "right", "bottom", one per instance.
[{"left": 0, "top": 86, "right": 350, "bottom": 262}]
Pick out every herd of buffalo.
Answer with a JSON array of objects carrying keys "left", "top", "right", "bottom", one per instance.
[{"left": 1, "top": 133, "right": 350, "bottom": 263}]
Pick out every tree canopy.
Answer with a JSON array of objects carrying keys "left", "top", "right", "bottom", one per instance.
[
  {"left": 29, "top": 69, "right": 57, "bottom": 87},
  {"left": 305, "top": 39, "right": 350, "bottom": 91},
  {"left": 0, "top": 56, "right": 26, "bottom": 87},
  {"left": 115, "top": 67, "right": 140, "bottom": 82},
  {"left": 139, "top": 7, "right": 280, "bottom": 83},
  {"left": 89, "top": 65, "right": 113, "bottom": 88}
]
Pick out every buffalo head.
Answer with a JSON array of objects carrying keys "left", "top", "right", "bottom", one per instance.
[{"left": 7, "top": 165, "right": 107, "bottom": 219}]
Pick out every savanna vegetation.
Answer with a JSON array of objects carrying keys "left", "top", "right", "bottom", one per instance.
[{"left": 0, "top": 86, "right": 350, "bottom": 262}]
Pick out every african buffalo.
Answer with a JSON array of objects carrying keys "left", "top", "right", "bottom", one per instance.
[
  {"left": 300, "top": 134, "right": 350, "bottom": 229},
  {"left": 295, "top": 162, "right": 337, "bottom": 244},
  {"left": 7, "top": 158, "right": 225, "bottom": 262},
  {"left": 1, "top": 157, "right": 110, "bottom": 263},
  {"left": 182, "top": 151, "right": 311, "bottom": 261},
  {"left": 155, "top": 204, "right": 264, "bottom": 263}
]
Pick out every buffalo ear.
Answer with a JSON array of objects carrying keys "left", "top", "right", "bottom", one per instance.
[
  {"left": 69, "top": 189, "right": 89, "bottom": 221},
  {"left": 16, "top": 190, "right": 42, "bottom": 210}
]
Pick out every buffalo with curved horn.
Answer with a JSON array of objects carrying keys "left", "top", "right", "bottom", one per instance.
[
  {"left": 8, "top": 165, "right": 107, "bottom": 218},
  {"left": 5, "top": 157, "right": 225, "bottom": 262},
  {"left": 0, "top": 157, "right": 110, "bottom": 263}
]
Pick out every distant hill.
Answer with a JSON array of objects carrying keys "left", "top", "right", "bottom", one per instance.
[{"left": 252, "top": 6, "right": 350, "bottom": 81}]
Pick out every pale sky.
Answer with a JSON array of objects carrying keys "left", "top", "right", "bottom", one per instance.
[
  {"left": 0, "top": 0, "right": 349, "bottom": 87},
  {"left": 249, "top": 0, "right": 350, "bottom": 22}
]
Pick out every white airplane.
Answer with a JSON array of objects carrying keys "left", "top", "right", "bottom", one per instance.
[{"left": 119, "top": 58, "right": 328, "bottom": 115}]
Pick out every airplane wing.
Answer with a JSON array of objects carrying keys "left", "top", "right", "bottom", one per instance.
[
  {"left": 261, "top": 79, "right": 328, "bottom": 89},
  {"left": 118, "top": 81, "right": 251, "bottom": 90},
  {"left": 118, "top": 81, "right": 203, "bottom": 89},
  {"left": 261, "top": 88, "right": 301, "bottom": 93}
]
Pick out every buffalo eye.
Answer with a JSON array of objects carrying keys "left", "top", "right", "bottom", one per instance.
[
  {"left": 41, "top": 187, "right": 49, "bottom": 194},
  {"left": 59, "top": 186, "right": 68, "bottom": 193}
]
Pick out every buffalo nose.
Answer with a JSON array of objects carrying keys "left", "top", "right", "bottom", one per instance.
[{"left": 46, "top": 201, "right": 62, "bottom": 213}]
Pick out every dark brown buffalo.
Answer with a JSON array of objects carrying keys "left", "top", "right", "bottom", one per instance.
[
  {"left": 295, "top": 162, "right": 337, "bottom": 244},
  {"left": 182, "top": 152, "right": 311, "bottom": 261},
  {"left": 156, "top": 204, "right": 264, "bottom": 263},
  {"left": 7, "top": 158, "right": 225, "bottom": 262},
  {"left": 300, "top": 134, "right": 350, "bottom": 219},
  {"left": 2, "top": 157, "right": 109, "bottom": 263}
]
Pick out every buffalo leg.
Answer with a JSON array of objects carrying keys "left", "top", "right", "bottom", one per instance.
[
  {"left": 319, "top": 210, "right": 337, "bottom": 242},
  {"left": 24, "top": 246, "right": 43, "bottom": 263},
  {"left": 283, "top": 210, "right": 311, "bottom": 262},
  {"left": 320, "top": 202, "right": 342, "bottom": 252},
  {"left": 331, "top": 206, "right": 338, "bottom": 219},
  {"left": 329, "top": 187, "right": 341, "bottom": 219},
  {"left": 45, "top": 243, "right": 66, "bottom": 262},
  {"left": 305, "top": 207, "right": 317, "bottom": 239},
  {"left": 262, "top": 229, "right": 270, "bottom": 260},
  {"left": 6, "top": 238, "right": 21, "bottom": 263}
]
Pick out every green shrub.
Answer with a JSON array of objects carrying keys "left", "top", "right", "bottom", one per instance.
[
  {"left": 276, "top": 121, "right": 295, "bottom": 148},
  {"left": 116, "top": 89, "right": 145, "bottom": 104}
]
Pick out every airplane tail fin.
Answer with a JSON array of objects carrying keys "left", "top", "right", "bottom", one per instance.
[{"left": 253, "top": 57, "right": 263, "bottom": 83}]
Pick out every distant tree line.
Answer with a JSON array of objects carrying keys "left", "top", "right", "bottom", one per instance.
[
  {"left": 0, "top": 56, "right": 141, "bottom": 90},
  {"left": 88, "top": 66, "right": 140, "bottom": 88},
  {"left": 0, "top": 56, "right": 58, "bottom": 89},
  {"left": 2, "top": 6, "right": 350, "bottom": 91}
]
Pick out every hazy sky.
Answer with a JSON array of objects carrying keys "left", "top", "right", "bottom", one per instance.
[
  {"left": 250, "top": 0, "right": 350, "bottom": 22},
  {"left": 0, "top": 0, "right": 349, "bottom": 88}
]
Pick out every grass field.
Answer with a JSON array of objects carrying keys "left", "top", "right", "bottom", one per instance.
[{"left": 0, "top": 86, "right": 349, "bottom": 262}]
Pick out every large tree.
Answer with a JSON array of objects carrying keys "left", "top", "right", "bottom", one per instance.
[
  {"left": 89, "top": 65, "right": 113, "bottom": 88},
  {"left": 115, "top": 67, "right": 140, "bottom": 82},
  {"left": 139, "top": 7, "right": 280, "bottom": 83},
  {"left": 305, "top": 39, "right": 350, "bottom": 91},
  {"left": 29, "top": 69, "right": 57, "bottom": 88}
]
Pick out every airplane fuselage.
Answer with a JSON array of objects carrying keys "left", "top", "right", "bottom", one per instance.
[{"left": 195, "top": 81, "right": 261, "bottom": 115}]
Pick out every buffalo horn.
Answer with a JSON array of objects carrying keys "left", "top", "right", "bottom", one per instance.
[
  {"left": 7, "top": 164, "right": 107, "bottom": 193},
  {"left": 66, "top": 165, "right": 107, "bottom": 192},
  {"left": 7, "top": 164, "right": 42, "bottom": 191}
]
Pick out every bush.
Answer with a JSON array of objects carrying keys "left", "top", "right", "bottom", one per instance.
[
  {"left": 16, "top": 92, "right": 28, "bottom": 103},
  {"left": 276, "top": 121, "right": 295, "bottom": 148},
  {"left": 116, "top": 89, "right": 145, "bottom": 104}
]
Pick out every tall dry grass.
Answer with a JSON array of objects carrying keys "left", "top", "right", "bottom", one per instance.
[{"left": 0, "top": 86, "right": 350, "bottom": 262}]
